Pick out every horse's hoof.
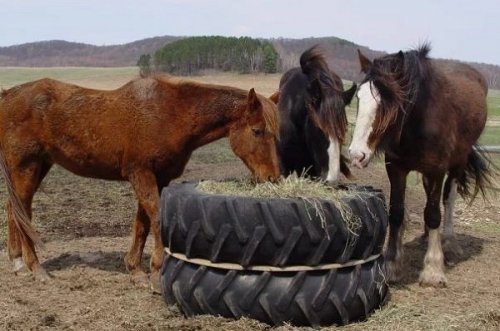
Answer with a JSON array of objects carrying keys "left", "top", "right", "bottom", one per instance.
[
  {"left": 34, "top": 268, "right": 51, "bottom": 283},
  {"left": 442, "top": 236, "right": 463, "bottom": 266},
  {"left": 419, "top": 268, "right": 447, "bottom": 288},
  {"left": 150, "top": 271, "right": 161, "bottom": 294},
  {"left": 12, "top": 258, "right": 29, "bottom": 275},
  {"left": 384, "top": 258, "right": 403, "bottom": 283},
  {"left": 130, "top": 271, "right": 150, "bottom": 288}
]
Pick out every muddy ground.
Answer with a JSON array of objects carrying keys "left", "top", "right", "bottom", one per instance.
[{"left": 0, "top": 73, "right": 499, "bottom": 330}]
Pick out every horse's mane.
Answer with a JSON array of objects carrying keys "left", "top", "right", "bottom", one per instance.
[
  {"left": 259, "top": 98, "right": 280, "bottom": 138},
  {"left": 365, "top": 43, "right": 431, "bottom": 142},
  {"left": 300, "top": 46, "right": 347, "bottom": 142},
  {"left": 150, "top": 74, "right": 280, "bottom": 137}
]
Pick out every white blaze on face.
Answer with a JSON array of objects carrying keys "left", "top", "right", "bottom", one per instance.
[
  {"left": 349, "top": 81, "right": 380, "bottom": 168},
  {"left": 326, "top": 136, "right": 340, "bottom": 183}
]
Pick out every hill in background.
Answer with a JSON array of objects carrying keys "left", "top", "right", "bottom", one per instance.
[
  {"left": 0, "top": 36, "right": 181, "bottom": 67},
  {"left": 1, "top": 35, "right": 498, "bottom": 88}
]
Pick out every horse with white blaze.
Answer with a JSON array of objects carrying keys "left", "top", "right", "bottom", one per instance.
[{"left": 349, "top": 44, "right": 494, "bottom": 287}]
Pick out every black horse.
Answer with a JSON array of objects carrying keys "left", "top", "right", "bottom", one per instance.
[{"left": 274, "top": 46, "right": 357, "bottom": 183}]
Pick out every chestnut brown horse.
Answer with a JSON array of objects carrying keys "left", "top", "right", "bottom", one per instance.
[
  {"left": 349, "top": 45, "right": 493, "bottom": 287},
  {"left": 0, "top": 75, "right": 280, "bottom": 291}
]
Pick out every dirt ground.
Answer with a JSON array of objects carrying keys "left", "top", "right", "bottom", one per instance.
[
  {"left": 0, "top": 74, "right": 499, "bottom": 330},
  {"left": 1, "top": 154, "right": 499, "bottom": 330}
]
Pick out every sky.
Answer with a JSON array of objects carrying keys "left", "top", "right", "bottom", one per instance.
[{"left": 1, "top": 0, "right": 499, "bottom": 65}]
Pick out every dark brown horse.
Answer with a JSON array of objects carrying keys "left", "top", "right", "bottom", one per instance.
[
  {"left": 349, "top": 45, "right": 493, "bottom": 287},
  {"left": 0, "top": 75, "right": 280, "bottom": 291},
  {"left": 275, "top": 46, "right": 356, "bottom": 183}
]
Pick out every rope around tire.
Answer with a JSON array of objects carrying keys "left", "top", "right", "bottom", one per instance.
[{"left": 164, "top": 247, "right": 381, "bottom": 272}]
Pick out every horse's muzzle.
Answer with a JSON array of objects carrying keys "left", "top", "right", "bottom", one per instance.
[{"left": 349, "top": 149, "right": 372, "bottom": 169}]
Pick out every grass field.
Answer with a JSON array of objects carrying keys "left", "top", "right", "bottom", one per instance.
[
  {"left": 0, "top": 67, "right": 138, "bottom": 90},
  {"left": 488, "top": 88, "right": 500, "bottom": 117},
  {"left": 479, "top": 126, "right": 500, "bottom": 145},
  {"left": 0, "top": 68, "right": 499, "bottom": 330}
]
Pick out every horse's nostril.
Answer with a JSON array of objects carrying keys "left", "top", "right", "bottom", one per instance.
[{"left": 359, "top": 152, "right": 366, "bottom": 163}]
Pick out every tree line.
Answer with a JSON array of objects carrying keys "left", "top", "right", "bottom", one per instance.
[{"left": 138, "top": 36, "right": 279, "bottom": 76}]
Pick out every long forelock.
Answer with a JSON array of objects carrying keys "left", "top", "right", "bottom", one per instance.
[
  {"left": 305, "top": 73, "right": 347, "bottom": 142},
  {"left": 261, "top": 98, "right": 280, "bottom": 138}
]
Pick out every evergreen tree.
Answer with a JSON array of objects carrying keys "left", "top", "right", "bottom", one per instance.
[
  {"left": 151, "top": 36, "right": 279, "bottom": 75},
  {"left": 262, "top": 43, "right": 278, "bottom": 73},
  {"left": 137, "top": 54, "right": 151, "bottom": 76}
]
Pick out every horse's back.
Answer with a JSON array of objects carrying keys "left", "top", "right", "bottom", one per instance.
[
  {"left": 431, "top": 60, "right": 487, "bottom": 121},
  {"left": 0, "top": 77, "right": 174, "bottom": 179},
  {"left": 438, "top": 61, "right": 488, "bottom": 94}
]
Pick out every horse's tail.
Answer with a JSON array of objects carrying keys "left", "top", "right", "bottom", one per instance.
[
  {"left": 0, "top": 148, "right": 43, "bottom": 249},
  {"left": 300, "top": 45, "right": 347, "bottom": 142},
  {"left": 456, "top": 145, "right": 497, "bottom": 202}
]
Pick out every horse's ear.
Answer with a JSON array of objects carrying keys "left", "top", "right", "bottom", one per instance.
[
  {"left": 269, "top": 91, "right": 280, "bottom": 104},
  {"left": 357, "top": 49, "right": 372, "bottom": 73},
  {"left": 343, "top": 83, "right": 357, "bottom": 105},
  {"left": 397, "top": 50, "right": 404, "bottom": 60},
  {"left": 247, "top": 88, "right": 261, "bottom": 112}
]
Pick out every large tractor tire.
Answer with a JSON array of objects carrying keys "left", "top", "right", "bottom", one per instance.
[
  {"left": 159, "top": 182, "right": 389, "bottom": 327},
  {"left": 160, "top": 182, "right": 388, "bottom": 267},
  {"left": 160, "top": 254, "right": 388, "bottom": 327}
]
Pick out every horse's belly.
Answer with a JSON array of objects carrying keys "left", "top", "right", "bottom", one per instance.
[{"left": 47, "top": 147, "right": 124, "bottom": 180}]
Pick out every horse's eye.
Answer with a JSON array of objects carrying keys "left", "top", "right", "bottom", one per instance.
[{"left": 252, "top": 128, "right": 265, "bottom": 137}]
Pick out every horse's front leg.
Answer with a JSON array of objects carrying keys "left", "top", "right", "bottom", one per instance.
[
  {"left": 384, "top": 161, "right": 409, "bottom": 283},
  {"left": 420, "top": 173, "right": 447, "bottom": 287},
  {"left": 127, "top": 169, "right": 164, "bottom": 293}
]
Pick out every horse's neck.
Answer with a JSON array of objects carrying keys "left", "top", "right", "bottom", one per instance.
[{"left": 178, "top": 83, "right": 247, "bottom": 148}]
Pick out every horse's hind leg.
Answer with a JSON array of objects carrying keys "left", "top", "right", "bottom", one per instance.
[
  {"left": 7, "top": 200, "right": 26, "bottom": 273},
  {"left": 7, "top": 160, "right": 52, "bottom": 281},
  {"left": 419, "top": 173, "right": 447, "bottom": 287},
  {"left": 442, "top": 176, "right": 462, "bottom": 265}
]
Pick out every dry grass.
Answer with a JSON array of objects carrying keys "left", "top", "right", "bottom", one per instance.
[{"left": 197, "top": 174, "right": 368, "bottom": 235}]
